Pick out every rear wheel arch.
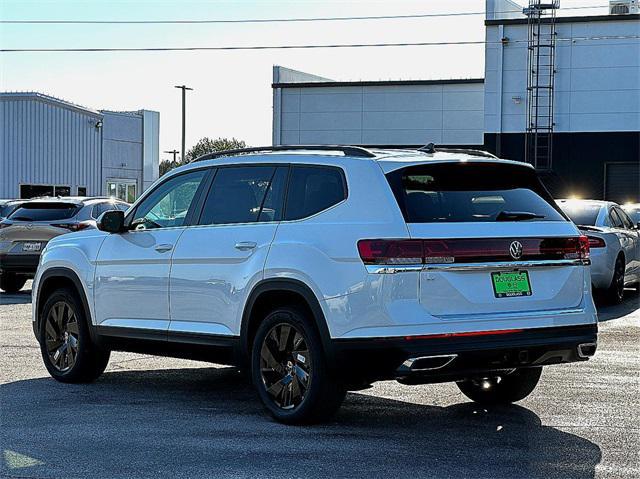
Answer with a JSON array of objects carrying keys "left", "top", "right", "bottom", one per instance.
[
  {"left": 240, "top": 279, "right": 334, "bottom": 365},
  {"left": 37, "top": 268, "right": 98, "bottom": 344}
]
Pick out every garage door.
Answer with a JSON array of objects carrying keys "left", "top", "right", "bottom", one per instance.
[{"left": 605, "top": 163, "right": 640, "bottom": 204}]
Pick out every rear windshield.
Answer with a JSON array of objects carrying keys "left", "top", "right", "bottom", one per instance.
[
  {"left": 0, "top": 204, "right": 19, "bottom": 218},
  {"left": 558, "top": 203, "right": 601, "bottom": 226},
  {"left": 385, "top": 163, "right": 566, "bottom": 223},
  {"left": 8, "top": 203, "right": 81, "bottom": 221}
]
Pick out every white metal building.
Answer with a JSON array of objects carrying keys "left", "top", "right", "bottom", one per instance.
[
  {"left": 484, "top": 0, "right": 639, "bottom": 201},
  {"left": 0, "top": 92, "right": 159, "bottom": 201},
  {"left": 272, "top": 1, "right": 640, "bottom": 202},
  {"left": 272, "top": 66, "right": 485, "bottom": 147}
]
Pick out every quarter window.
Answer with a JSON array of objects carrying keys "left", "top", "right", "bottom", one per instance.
[
  {"left": 199, "top": 166, "right": 286, "bottom": 225},
  {"left": 131, "top": 169, "right": 207, "bottom": 230},
  {"left": 284, "top": 166, "right": 347, "bottom": 221}
]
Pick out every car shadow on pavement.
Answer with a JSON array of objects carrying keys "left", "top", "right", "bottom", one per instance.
[
  {"left": 0, "top": 289, "right": 32, "bottom": 305},
  {"left": 596, "top": 288, "right": 639, "bottom": 322},
  {"left": 1, "top": 366, "right": 601, "bottom": 479}
]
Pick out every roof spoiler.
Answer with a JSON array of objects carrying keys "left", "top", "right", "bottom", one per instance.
[{"left": 418, "top": 142, "right": 498, "bottom": 159}]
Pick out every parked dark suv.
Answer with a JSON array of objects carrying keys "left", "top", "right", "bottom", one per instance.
[{"left": 0, "top": 197, "right": 129, "bottom": 293}]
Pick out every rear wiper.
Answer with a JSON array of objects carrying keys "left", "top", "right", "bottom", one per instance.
[
  {"left": 496, "top": 211, "right": 546, "bottom": 221},
  {"left": 9, "top": 216, "right": 33, "bottom": 221}
]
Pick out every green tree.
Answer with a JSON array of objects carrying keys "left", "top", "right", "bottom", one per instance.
[{"left": 159, "top": 137, "right": 248, "bottom": 176}]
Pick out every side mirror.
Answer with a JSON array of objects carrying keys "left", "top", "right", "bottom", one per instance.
[{"left": 97, "top": 210, "right": 125, "bottom": 233}]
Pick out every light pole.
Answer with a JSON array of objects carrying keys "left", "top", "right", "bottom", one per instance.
[
  {"left": 174, "top": 85, "right": 193, "bottom": 162},
  {"left": 164, "top": 149, "right": 180, "bottom": 162}
]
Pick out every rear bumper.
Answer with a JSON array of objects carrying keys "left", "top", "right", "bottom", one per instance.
[
  {"left": 0, "top": 253, "right": 40, "bottom": 276},
  {"left": 331, "top": 324, "right": 597, "bottom": 384}
]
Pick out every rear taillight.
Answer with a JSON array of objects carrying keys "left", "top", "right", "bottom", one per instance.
[
  {"left": 0, "top": 221, "right": 11, "bottom": 229},
  {"left": 358, "top": 237, "right": 591, "bottom": 264},
  {"left": 357, "top": 239, "right": 423, "bottom": 264},
  {"left": 57, "top": 221, "right": 93, "bottom": 232},
  {"left": 587, "top": 235, "right": 605, "bottom": 248},
  {"left": 578, "top": 235, "right": 590, "bottom": 259}
]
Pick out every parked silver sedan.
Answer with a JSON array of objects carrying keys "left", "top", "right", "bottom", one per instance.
[
  {"left": 0, "top": 197, "right": 129, "bottom": 293},
  {"left": 557, "top": 199, "right": 640, "bottom": 303}
]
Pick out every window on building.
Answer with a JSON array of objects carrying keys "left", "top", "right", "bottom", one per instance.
[
  {"left": 77, "top": 187, "right": 87, "bottom": 196},
  {"left": 284, "top": 166, "right": 347, "bottom": 220},
  {"left": 19, "top": 184, "right": 71, "bottom": 199},
  {"left": 107, "top": 180, "right": 137, "bottom": 203}
]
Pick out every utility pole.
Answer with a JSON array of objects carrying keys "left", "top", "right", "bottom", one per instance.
[
  {"left": 174, "top": 85, "right": 193, "bottom": 162},
  {"left": 164, "top": 149, "right": 180, "bottom": 162}
]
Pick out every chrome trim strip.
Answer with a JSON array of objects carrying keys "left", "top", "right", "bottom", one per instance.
[
  {"left": 402, "top": 354, "right": 458, "bottom": 372},
  {"left": 367, "top": 259, "right": 589, "bottom": 274},
  {"left": 366, "top": 264, "right": 423, "bottom": 274},
  {"left": 423, "top": 259, "right": 590, "bottom": 271}
]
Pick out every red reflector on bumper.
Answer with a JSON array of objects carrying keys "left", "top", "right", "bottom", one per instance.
[{"left": 404, "top": 329, "right": 524, "bottom": 341}]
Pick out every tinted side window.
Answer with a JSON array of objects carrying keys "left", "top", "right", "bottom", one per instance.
[
  {"left": 284, "top": 166, "right": 347, "bottom": 221},
  {"left": 609, "top": 208, "right": 624, "bottom": 228},
  {"left": 131, "top": 169, "right": 207, "bottom": 230},
  {"left": 616, "top": 207, "right": 634, "bottom": 229},
  {"left": 93, "top": 202, "right": 127, "bottom": 219},
  {"left": 199, "top": 166, "right": 280, "bottom": 225}
]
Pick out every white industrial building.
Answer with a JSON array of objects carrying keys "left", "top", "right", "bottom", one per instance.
[
  {"left": 272, "top": 0, "right": 640, "bottom": 202},
  {"left": 0, "top": 92, "right": 159, "bottom": 201}
]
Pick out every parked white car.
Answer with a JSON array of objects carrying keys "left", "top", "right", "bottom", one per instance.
[
  {"left": 32, "top": 145, "right": 598, "bottom": 424},
  {"left": 557, "top": 199, "right": 640, "bottom": 303}
]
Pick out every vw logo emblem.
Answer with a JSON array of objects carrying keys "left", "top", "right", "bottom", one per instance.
[{"left": 509, "top": 241, "right": 523, "bottom": 260}]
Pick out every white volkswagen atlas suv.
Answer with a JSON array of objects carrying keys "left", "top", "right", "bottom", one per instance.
[{"left": 32, "top": 145, "right": 598, "bottom": 424}]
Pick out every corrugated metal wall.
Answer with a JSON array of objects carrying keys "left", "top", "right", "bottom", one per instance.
[
  {"left": 0, "top": 96, "right": 102, "bottom": 198},
  {"left": 274, "top": 82, "right": 485, "bottom": 147}
]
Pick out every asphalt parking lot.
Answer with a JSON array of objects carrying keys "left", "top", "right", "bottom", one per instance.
[{"left": 0, "top": 284, "right": 638, "bottom": 479}]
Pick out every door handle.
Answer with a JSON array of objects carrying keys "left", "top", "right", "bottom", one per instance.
[
  {"left": 155, "top": 244, "right": 173, "bottom": 253},
  {"left": 234, "top": 241, "right": 257, "bottom": 251}
]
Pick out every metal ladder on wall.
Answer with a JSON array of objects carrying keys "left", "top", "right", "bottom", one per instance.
[{"left": 524, "top": 0, "right": 559, "bottom": 170}]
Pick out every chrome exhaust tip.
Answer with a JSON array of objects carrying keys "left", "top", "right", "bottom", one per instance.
[
  {"left": 577, "top": 342, "right": 597, "bottom": 359},
  {"left": 402, "top": 354, "right": 457, "bottom": 372}
]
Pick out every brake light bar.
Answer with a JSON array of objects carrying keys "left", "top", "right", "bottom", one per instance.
[
  {"left": 357, "top": 237, "right": 590, "bottom": 265},
  {"left": 404, "top": 328, "right": 524, "bottom": 341}
]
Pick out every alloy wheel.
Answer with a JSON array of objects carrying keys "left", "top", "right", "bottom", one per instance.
[
  {"left": 44, "top": 301, "right": 80, "bottom": 372},
  {"left": 260, "top": 323, "right": 311, "bottom": 410}
]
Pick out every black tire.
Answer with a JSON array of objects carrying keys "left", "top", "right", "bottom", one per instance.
[
  {"left": 457, "top": 367, "right": 542, "bottom": 405},
  {"left": 605, "top": 255, "right": 625, "bottom": 305},
  {"left": 0, "top": 273, "right": 26, "bottom": 293},
  {"left": 39, "top": 287, "right": 110, "bottom": 383},
  {"left": 251, "top": 306, "right": 346, "bottom": 424}
]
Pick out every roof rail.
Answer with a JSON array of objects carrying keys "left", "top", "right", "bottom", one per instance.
[
  {"left": 417, "top": 143, "right": 498, "bottom": 159},
  {"left": 191, "top": 145, "right": 376, "bottom": 162}
]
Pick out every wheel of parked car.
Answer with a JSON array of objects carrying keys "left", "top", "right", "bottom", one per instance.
[
  {"left": 0, "top": 273, "right": 26, "bottom": 294},
  {"left": 251, "top": 306, "right": 346, "bottom": 424},
  {"left": 456, "top": 367, "right": 542, "bottom": 405},
  {"left": 605, "top": 255, "right": 626, "bottom": 305},
  {"left": 39, "top": 288, "right": 110, "bottom": 383}
]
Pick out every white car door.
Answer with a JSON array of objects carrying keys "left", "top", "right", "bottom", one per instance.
[
  {"left": 609, "top": 207, "right": 637, "bottom": 281},
  {"left": 94, "top": 168, "right": 209, "bottom": 334},
  {"left": 615, "top": 207, "right": 640, "bottom": 280},
  {"left": 169, "top": 165, "right": 288, "bottom": 338}
]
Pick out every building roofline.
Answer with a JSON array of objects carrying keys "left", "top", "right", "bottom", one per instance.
[
  {"left": 485, "top": 13, "right": 640, "bottom": 26},
  {"left": 0, "top": 91, "right": 103, "bottom": 118},
  {"left": 272, "top": 78, "right": 485, "bottom": 89}
]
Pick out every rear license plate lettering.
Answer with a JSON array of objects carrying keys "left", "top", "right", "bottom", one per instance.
[
  {"left": 22, "top": 242, "right": 42, "bottom": 252},
  {"left": 491, "top": 271, "right": 532, "bottom": 298}
]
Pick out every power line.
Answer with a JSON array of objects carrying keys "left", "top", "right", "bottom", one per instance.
[
  {"left": 1, "top": 35, "right": 638, "bottom": 53},
  {"left": 0, "top": 5, "right": 609, "bottom": 24}
]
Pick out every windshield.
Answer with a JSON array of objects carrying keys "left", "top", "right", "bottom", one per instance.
[
  {"left": 622, "top": 207, "right": 640, "bottom": 224},
  {"left": 8, "top": 203, "right": 81, "bottom": 222},
  {"left": 385, "top": 163, "right": 566, "bottom": 223},
  {"left": 559, "top": 203, "right": 601, "bottom": 226}
]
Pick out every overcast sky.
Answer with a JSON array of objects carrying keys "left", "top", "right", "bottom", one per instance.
[{"left": 1, "top": 0, "right": 607, "bottom": 162}]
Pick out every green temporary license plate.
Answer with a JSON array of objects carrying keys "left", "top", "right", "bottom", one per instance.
[{"left": 491, "top": 271, "right": 532, "bottom": 298}]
